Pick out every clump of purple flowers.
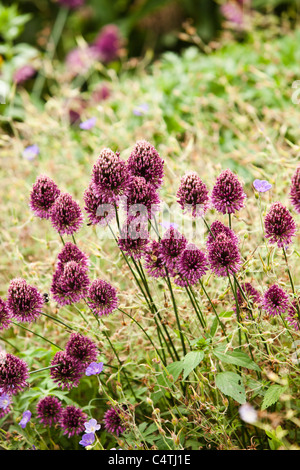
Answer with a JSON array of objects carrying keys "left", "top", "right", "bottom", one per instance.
[
  {"left": 127, "top": 140, "right": 164, "bottom": 189},
  {"left": 50, "top": 192, "right": 84, "bottom": 236},
  {"left": 65, "top": 332, "right": 98, "bottom": 367},
  {"left": 159, "top": 227, "right": 188, "bottom": 272},
  {"left": 29, "top": 175, "right": 61, "bottom": 219},
  {"left": 6, "top": 278, "right": 44, "bottom": 323},
  {"left": 60, "top": 405, "right": 88, "bottom": 438},
  {"left": 87, "top": 279, "right": 119, "bottom": 317},
  {"left": 262, "top": 285, "right": 290, "bottom": 317},
  {"left": 290, "top": 166, "right": 300, "bottom": 214},
  {"left": 174, "top": 244, "right": 209, "bottom": 287},
  {"left": 264, "top": 202, "right": 297, "bottom": 248},
  {"left": 51, "top": 261, "right": 90, "bottom": 306},
  {"left": 50, "top": 351, "right": 85, "bottom": 390},
  {"left": 0, "top": 353, "right": 29, "bottom": 395},
  {"left": 211, "top": 168, "right": 246, "bottom": 214},
  {"left": 83, "top": 183, "right": 115, "bottom": 226},
  {"left": 36, "top": 396, "right": 63, "bottom": 427},
  {"left": 207, "top": 233, "right": 241, "bottom": 277},
  {"left": 103, "top": 406, "right": 126, "bottom": 436},
  {"left": 91, "top": 148, "right": 129, "bottom": 204},
  {"left": 177, "top": 172, "right": 209, "bottom": 217}
]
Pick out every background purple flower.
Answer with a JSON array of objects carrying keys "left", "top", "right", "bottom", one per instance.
[
  {"left": 253, "top": 179, "right": 272, "bottom": 193},
  {"left": 290, "top": 166, "right": 300, "bottom": 213},
  {"left": 262, "top": 285, "right": 290, "bottom": 316},
  {"left": 13, "top": 65, "right": 36, "bottom": 85},
  {"left": 20, "top": 410, "right": 31, "bottom": 429},
  {"left": 79, "top": 117, "right": 97, "bottom": 130},
  {"left": 127, "top": 140, "right": 164, "bottom": 189},
  {"left": 29, "top": 174, "right": 61, "bottom": 219},
  {"left": 0, "top": 298, "right": 11, "bottom": 331},
  {"left": 22, "top": 145, "right": 39, "bottom": 161},
  {"left": 57, "top": 0, "right": 85, "bottom": 9},
  {"left": 92, "top": 24, "right": 121, "bottom": 63}
]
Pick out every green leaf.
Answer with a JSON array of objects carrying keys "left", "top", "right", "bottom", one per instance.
[
  {"left": 215, "top": 371, "right": 246, "bottom": 404},
  {"left": 182, "top": 351, "right": 204, "bottom": 380},
  {"left": 213, "top": 347, "right": 261, "bottom": 372},
  {"left": 261, "top": 385, "right": 286, "bottom": 410}
]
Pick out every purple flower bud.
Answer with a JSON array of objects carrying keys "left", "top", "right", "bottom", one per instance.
[
  {"left": 206, "top": 220, "right": 239, "bottom": 246},
  {"left": 36, "top": 396, "right": 63, "bottom": 427},
  {"left": 50, "top": 351, "right": 85, "bottom": 390},
  {"left": 0, "top": 353, "right": 29, "bottom": 395},
  {"left": 29, "top": 174, "right": 61, "bottom": 219},
  {"left": 50, "top": 261, "right": 90, "bottom": 306},
  {"left": 87, "top": 279, "right": 118, "bottom": 317},
  {"left": 177, "top": 172, "right": 209, "bottom": 217},
  {"left": 174, "top": 244, "right": 209, "bottom": 287},
  {"left": 207, "top": 233, "right": 241, "bottom": 277},
  {"left": 262, "top": 284, "right": 290, "bottom": 317},
  {"left": 56, "top": 242, "right": 89, "bottom": 271},
  {"left": 50, "top": 192, "right": 84, "bottom": 236},
  {"left": 264, "top": 202, "right": 297, "bottom": 248},
  {"left": 6, "top": 278, "right": 44, "bottom": 323},
  {"left": 65, "top": 332, "right": 98, "bottom": 367},
  {"left": 60, "top": 405, "right": 87, "bottom": 438},
  {"left": 211, "top": 169, "right": 246, "bottom": 214},
  {"left": 127, "top": 140, "right": 164, "bottom": 189}
]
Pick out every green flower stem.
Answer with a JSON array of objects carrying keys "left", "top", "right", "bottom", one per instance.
[
  {"left": 282, "top": 247, "right": 300, "bottom": 322},
  {"left": 12, "top": 321, "right": 62, "bottom": 350},
  {"left": 118, "top": 307, "right": 165, "bottom": 364},
  {"left": 185, "top": 284, "right": 206, "bottom": 329},
  {"left": 227, "top": 270, "right": 242, "bottom": 348},
  {"left": 199, "top": 279, "right": 228, "bottom": 340},
  {"left": 32, "top": 6, "right": 69, "bottom": 100},
  {"left": 165, "top": 269, "right": 187, "bottom": 356}
]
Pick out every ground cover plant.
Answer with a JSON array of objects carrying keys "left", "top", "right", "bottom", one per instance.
[{"left": 0, "top": 0, "right": 300, "bottom": 452}]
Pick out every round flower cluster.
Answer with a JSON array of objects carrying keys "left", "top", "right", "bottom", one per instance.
[
  {"left": 177, "top": 172, "right": 209, "bottom": 217},
  {"left": 264, "top": 202, "right": 297, "bottom": 248},
  {"left": 6, "top": 278, "right": 44, "bottom": 323}
]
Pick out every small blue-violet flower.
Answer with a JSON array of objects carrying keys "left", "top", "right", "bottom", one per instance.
[
  {"left": 79, "top": 117, "right": 97, "bottom": 130},
  {"left": 20, "top": 410, "right": 31, "bottom": 429},
  {"left": 133, "top": 103, "right": 149, "bottom": 116},
  {"left": 85, "top": 361, "right": 104, "bottom": 376},
  {"left": 84, "top": 418, "right": 101, "bottom": 434},
  {"left": 22, "top": 145, "right": 39, "bottom": 161},
  {"left": 0, "top": 392, "right": 11, "bottom": 410},
  {"left": 79, "top": 432, "right": 95, "bottom": 447},
  {"left": 253, "top": 179, "right": 272, "bottom": 193}
]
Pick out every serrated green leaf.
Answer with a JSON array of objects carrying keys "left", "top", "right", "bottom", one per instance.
[
  {"left": 215, "top": 371, "right": 246, "bottom": 404},
  {"left": 213, "top": 347, "right": 261, "bottom": 371},
  {"left": 182, "top": 351, "right": 204, "bottom": 379},
  {"left": 261, "top": 385, "right": 286, "bottom": 410}
]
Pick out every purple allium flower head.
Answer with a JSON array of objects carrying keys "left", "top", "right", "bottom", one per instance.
[
  {"left": 87, "top": 279, "right": 118, "bottom": 317},
  {"left": 85, "top": 361, "right": 104, "bottom": 376},
  {"left": 29, "top": 174, "right": 61, "bottom": 219},
  {"left": 92, "top": 24, "right": 121, "bottom": 63},
  {"left": 36, "top": 396, "right": 63, "bottom": 427},
  {"left": 262, "top": 285, "right": 290, "bottom": 317},
  {"left": 0, "top": 353, "right": 29, "bottom": 395},
  {"left": 56, "top": 242, "right": 89, "bottom": 271},
  {"left": 60, "top": 405, "right": 88, "bottom": 438},
  {"left": 84, "top": 418, "right": 101, "bottom": 434},
  {"left": 177, "top": 172, "right": 210, "bottom": 217},
  {"left": 264, "top": 202, "right": 297, "bottom": 248},
  {"left": 127, "top": 140, "right": 164, "bottom": 189},
  {"left": 50, "top": 192, "right": 84, "bottom": 236},
  {"left": 117, "top": 220, "right": 150, "bottom": 259},
  {"left": 0, "top": 391, "right": 12, "bottom": 410},
  {"left": 65, "top": 332, "right": 98, "bottom": 367},
  {"left": 79, "top": 432, "right": 95, "bottom": 447},
  {"left": 174, "top": 244, "right": 209, "bottom": 287},
  {"left": 221, "top": 1, "right": 246, "bottom": 27},
  {"left": 13, "top": 65, "right": 36, "bottom": 85},
  {"left": 159, "top": 227, "right": 188, "bottom": 272},
  {"left": 22, "top": 144, "right": 39, "bottom": 161},
  {"left": 207, "top": 233, "right": 242, "bottom": 277},
  {"left": 206, "top": 220, "right": 239, "bottom": 246},
  {"left": 290, "top": 166, "right": 300, "bottom": 214},
  {"left": 83, "top": 183, "right": 115, "bottom": 226},
  {"left": 20, "top": 410, "right": 31, "bottom": 429},
  {"left": 91, "top": 148, "right": 129, "bottom": 203},
  {"left": 79, "top": 117, "right": 97, "bottom": 130},
  {"left": 65, "top": 46, "right": 97, "bottom": 76},
  {"left": 50, "top": 351, "right": 85, "bottom": 390},
  {"left": 253, "top": 179, "right": 272, "bottom": 193},
  {"left": 103, "top": 406, "right": 126, "bottom": 436},
  {"left": 211, "top": 169, "right": 246, "bottom": 214},
  {"left": 50, "top": 261, "right": 90, "bottom": 306},
  {"left": 0, "top": 298, "right": 11, "bottom": 331},
  {"left": 286, "top": 299, "right": 299, "bottom": 331},
  {"left": 57, "top": 0, "right": 85, "bottom": 9},
  {"left": 125, "top": 176, "right": 160, "bottom": 221},
  {"left": 6, "top": 278, "right": 44, "bottom": 323},
  {"left": 144, "top": 240, "right": 167, "bottom": 279}
]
